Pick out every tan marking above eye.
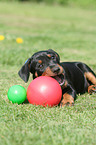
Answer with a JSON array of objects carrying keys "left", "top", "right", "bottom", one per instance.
[
  {"left": 38, "top": 60, "right": 42, "bottom": 64},
  {"left": 47, "top": 54, "right": 51, "bottom": 58}
]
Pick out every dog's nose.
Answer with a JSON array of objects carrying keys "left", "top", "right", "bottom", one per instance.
[{"left": 53, "top": 67, "right": 60, "bottom": 74}]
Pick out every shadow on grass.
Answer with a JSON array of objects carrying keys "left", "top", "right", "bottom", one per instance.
[{"left": 23, "top": 98, "right": 29, "bottom": 104}]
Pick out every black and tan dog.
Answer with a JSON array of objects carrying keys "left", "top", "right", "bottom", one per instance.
[{"left": 18, "top": 49, "right": 96, "bottom": 106}]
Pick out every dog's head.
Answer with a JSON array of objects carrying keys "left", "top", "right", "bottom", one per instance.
[{"left": 18, "top": 49, "right": 64, "bottom": 86}]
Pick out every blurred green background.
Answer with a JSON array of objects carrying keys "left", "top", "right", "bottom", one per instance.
[{"left": 0, "top": 0, "right": 96, "bottom": 8}]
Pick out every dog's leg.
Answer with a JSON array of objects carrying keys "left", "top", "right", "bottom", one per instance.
[
  {"left": 60, "top": 87, "right": 76, "bottom": 107},
  {"left": 84, "top": 72, "right": 96, "bottom": 85},
  {"left": 77, "top": 62, "right": 96, "bottom": 94},
  {"left": 84, "top": 72, "right": 96, "bottom": 94}
]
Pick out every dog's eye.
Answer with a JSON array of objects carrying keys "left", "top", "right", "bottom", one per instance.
[
  {"left": 38, "top": 64, "right": 44, "bottom": 68},
  {"left": 51, "top": 55, "right": 55, "bottom": 59}
]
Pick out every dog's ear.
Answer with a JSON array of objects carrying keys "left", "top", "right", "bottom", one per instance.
[
  {"left": 48, "top": 49, "right": 60, "bottom": 62},
  {"left": 18, "top": 58, "right": 31, "bottom": 83}
]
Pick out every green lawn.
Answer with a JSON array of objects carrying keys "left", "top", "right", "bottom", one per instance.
[{"left": 0, "top": 2, "right": 96, "bottom": 145}]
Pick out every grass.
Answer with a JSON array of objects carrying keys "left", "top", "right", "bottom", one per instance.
[{"left": 0, "top": 2, "right": 96, "bottom": 145}]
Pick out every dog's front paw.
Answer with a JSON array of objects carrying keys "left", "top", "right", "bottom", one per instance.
[
  {"left": 60, "top": 100, "right": 74, "bottom": 107},
  {"left": 88, "top": 85, "right": 96, "bottom": 94},
  {"left": 60, "top": 93, "right": 74, "bottom": 107}
]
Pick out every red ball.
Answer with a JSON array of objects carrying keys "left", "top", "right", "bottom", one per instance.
[{"left": 27, "top": 76, "right": 62, "bottom": 107}]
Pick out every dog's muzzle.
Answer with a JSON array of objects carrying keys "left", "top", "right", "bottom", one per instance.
[{"left": 52, "top": 73, "right": 65, "bottom": 86}]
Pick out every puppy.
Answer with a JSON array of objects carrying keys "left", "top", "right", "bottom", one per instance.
[{"left": 18, "top": 49, "right": 96, "bottom": 106}]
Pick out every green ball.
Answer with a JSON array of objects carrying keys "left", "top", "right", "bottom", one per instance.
[{"left": 7, "top": 85, "right": 27, "bottom": 104}]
